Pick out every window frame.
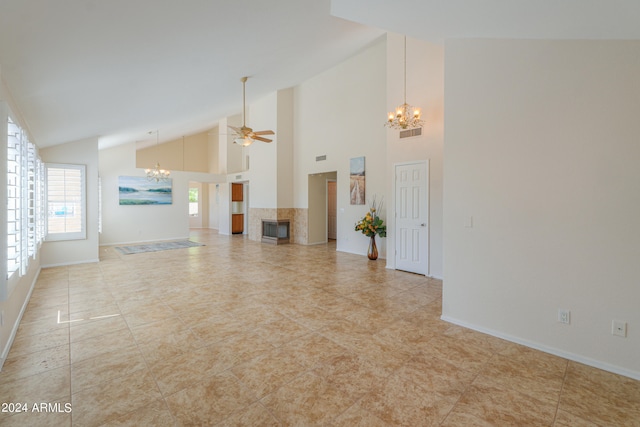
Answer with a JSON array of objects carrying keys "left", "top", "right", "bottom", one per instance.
[{"left": 45, "top": 163, "right": 87, "bottom": 241}]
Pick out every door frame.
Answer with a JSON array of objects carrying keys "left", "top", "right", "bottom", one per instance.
[
  {"left": 326, "top": 179, "right": 337, "bottom": 241},
  {"left": 393, "top": 160, "right": 429, "bottom": 275}
]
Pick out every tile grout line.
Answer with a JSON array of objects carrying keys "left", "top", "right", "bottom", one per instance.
[
  {"left": 437, "top": 342, "right": 496, "bottom": 426},
  {"left": 551, "top": 359, "right": 571, "bottom": 426},
  {"left": 66, "top": 267, "right": 74, "bottom": 426},
  {"left": 115, "top": 289, "right": 178, "bottom": 427}
]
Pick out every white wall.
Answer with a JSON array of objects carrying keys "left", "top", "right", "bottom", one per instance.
[
  {"left": 218, "top": 182, "right": 231, "bottom": 235},
  {"left": 293, "top": 36, "right": 387, "bottom": 256},
  {"left": 99, "top": 143, "right": 189, "bottom": 245},
  {"left": 209, "top": 183, "right": 220, "bottom": 230},
  {"left": 443, "top": 39, "right": 640, "bottom": 379},
  {"left": 247, "top": 91, "right": 279, "bottom": 209},
  {"left": 385, "top": 33, "right": 444, "bottom": 279},
  {"left": 277, "top": 88, "right": 294, "bottom": 208},
  {"left": 208, "top": 128, "right": 219, "bottom": 174},
  {"left": 226, "top": 114, "right": 244, "bottom": 174},
  {"left": 40, "top": 137, "right": 100, "bottom": 266}
]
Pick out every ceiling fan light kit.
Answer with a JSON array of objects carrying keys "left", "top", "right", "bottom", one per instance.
[
  {"left": 230, "top": 76, "right": 275, "bottom": 146},
  {"left": 235, "top": 136, "right": 254, "bottom": 147}
]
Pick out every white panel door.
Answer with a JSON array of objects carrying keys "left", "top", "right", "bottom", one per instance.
[{"left": 395, "top": 162, "right": 428, "bottom": 275}]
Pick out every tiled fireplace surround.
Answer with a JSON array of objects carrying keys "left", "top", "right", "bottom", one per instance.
[{"left": 249, "top": 208, "right": 308, "bottom": 245}]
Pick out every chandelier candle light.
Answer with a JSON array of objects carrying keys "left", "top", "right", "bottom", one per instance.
[
  {"left": 385, "top": 35, "right": 424, "bottom": 130},
  {"left": 145, "top": 130, "right": 170, "bottom": 182}
]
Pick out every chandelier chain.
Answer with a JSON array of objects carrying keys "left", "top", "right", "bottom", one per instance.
[
  {"left": 145, "top": 129, "right": 170, "bottom": 182},
  {"left": 404, "top": 35, "right": 407, "bottom": 105},
  {"left": 385, "top": 35, "right": 424, "bottom": 130}
]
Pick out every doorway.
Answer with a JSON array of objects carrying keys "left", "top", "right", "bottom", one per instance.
[
  {"left": 307, "top": 171, "right": 337, "bottom": 245},
  {"left": 395, "top": 161, "right": 429, "bottom": 275},
  {"left": 327, "top": 180, "right": 337, "bottom": 240},
  {"left": 188, "top": 181, "right": 208, "bottom": 229}
]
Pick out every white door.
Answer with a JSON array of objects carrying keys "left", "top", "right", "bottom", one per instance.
[
  {"left": 327, "top": 180, "right": 337, "bottom": 240},
  {"left": 395, "top": 162, "right": 428, "bottom": 275}
]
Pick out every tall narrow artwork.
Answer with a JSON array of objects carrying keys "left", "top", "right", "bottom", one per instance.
[
  {"left": 119, "top": 176, "right": 173, "bottom": 205},
  {"left": 350, "top": 156, "right": 365, "bottom": 205}
]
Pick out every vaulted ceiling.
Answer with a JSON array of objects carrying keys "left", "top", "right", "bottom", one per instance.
[{"left": 1, "top": 0, "right": 638, "bottom": 150}]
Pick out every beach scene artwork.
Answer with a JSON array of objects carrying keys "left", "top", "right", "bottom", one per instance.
[
  {"left": 119, "top": 176, "right": 172, "bottom": 205},
  {"left": 350, "top": 156, "right": 365, "bottom": 205}
]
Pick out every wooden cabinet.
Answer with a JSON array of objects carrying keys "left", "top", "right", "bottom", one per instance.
[
  {"left": 232, "top": 214, "right": 244, "bottom": 234},
  {"left": 231, "top": 183, "right": 244, "bottom": 233},
  {"left": 232, "top": 183, "right": 243, "bottom": 201}
]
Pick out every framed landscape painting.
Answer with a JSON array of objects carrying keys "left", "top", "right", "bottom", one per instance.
[
  {"left": 350, "top": 156, "right": 365, "bottom": 205},
  {"left": 119, "top": 176, "right": 172, "bottom": 205}
]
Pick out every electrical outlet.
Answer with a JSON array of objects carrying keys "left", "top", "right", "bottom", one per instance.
[
  {"left": 612, "top": 320, "right": 627, "bottom": 337},
  {"left": 558, "top": 309, "right": 570, "bottom": 324}
]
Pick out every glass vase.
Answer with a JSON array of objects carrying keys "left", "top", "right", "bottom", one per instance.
[{"left": 368, "top": 235, "right": 378, "bottom": 260}]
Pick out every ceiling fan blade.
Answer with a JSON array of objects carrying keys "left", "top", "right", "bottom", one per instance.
[
  {"left": 252, "top": 135, "right": 272, "bottom": 143},
  {"left": 252, "top": 130, "right": 275, "bottom": 136}
]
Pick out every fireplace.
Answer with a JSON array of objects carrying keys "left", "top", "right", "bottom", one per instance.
[{"left": 261, "top": 219, "right": 290, "bottom": 245}]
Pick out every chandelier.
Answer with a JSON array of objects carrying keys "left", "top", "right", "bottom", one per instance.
[
  {"left": 385, "top": 36, "right": 424, "bottom": 130},
  {"left": 145, "top": 130, "right": 170, "bottom": 182}
]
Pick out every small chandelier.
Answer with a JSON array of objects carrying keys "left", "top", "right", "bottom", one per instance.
[
  {"left": 145, "top": 130, "right": 170, "bottom": 182},
  {"left": 385, "top": 36, "right": 424, "bottom": 130}
]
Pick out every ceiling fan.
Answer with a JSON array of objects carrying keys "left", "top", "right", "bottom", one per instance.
[{"left": 229, "top": 76, "right": 275, "bottom": 147}]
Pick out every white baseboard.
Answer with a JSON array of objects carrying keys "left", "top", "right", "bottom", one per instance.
[
  {"left": 0, "top": 267, "right": 40, "bottom": 371},
  {"left": 40, "top": 258, "right": 100, "bottom": 269},
  {"left": 440, "top": 315, "right": 640, "bottom": 381},
  {"left": 336, "top": 248, "right": 386, "bottom": 260}
]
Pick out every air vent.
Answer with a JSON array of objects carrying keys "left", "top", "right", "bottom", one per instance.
[
  {"left": 316, "top": 155, "right": 327, "bottom": 161},
  {"left": 399, "top": 128, "right": 422, "bottom": 139},
  {"left": 235, "top": 175, "right": 242, "bottom": 180}
]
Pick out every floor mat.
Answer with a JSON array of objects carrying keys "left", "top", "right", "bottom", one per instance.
[{"left": 115, "top": 240, "right": 205, "bottom": 255}]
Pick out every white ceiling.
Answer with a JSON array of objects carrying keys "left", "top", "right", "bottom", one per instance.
[
  {"left": 331, "top": 0, "right": 640, "bottom": 43},
  {"left": 0, "top": 0, "right": 384, "bottom": 149},
  {"left": 1, "top": 0, "right": 639, "bottom": 150}
]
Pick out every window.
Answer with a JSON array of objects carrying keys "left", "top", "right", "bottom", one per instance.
[
  {"left": 7, "top": 118, "right": 23, "bottom": 277},
  {"left": 7, "top": 116, "right": 44, "bottom": 281},
  {"left": 46, "top": 163, "right": 86, "bottom": 241},
  {"left": 189, "top": 187, "right": 199, "bottom": 216}
]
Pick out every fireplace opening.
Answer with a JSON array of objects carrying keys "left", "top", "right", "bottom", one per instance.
[{"left": 261, "top": 219, "right": 290, "bottom": 244}]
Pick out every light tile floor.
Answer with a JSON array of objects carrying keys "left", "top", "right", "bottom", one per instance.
[{"left": 1, "top": 229, "right": 639, "bottom": 426}]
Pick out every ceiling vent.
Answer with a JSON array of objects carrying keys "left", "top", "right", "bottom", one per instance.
[
  {"left": 316, "top": 155, "right": 327, "bottom": 161},
  {"left": 399, "top": 128, "right": 422, "bottom": 139}
]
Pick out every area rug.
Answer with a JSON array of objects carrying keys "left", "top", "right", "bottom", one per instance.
[{"left": 115, "top": 240, "right": 205, "bottom": 255}]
